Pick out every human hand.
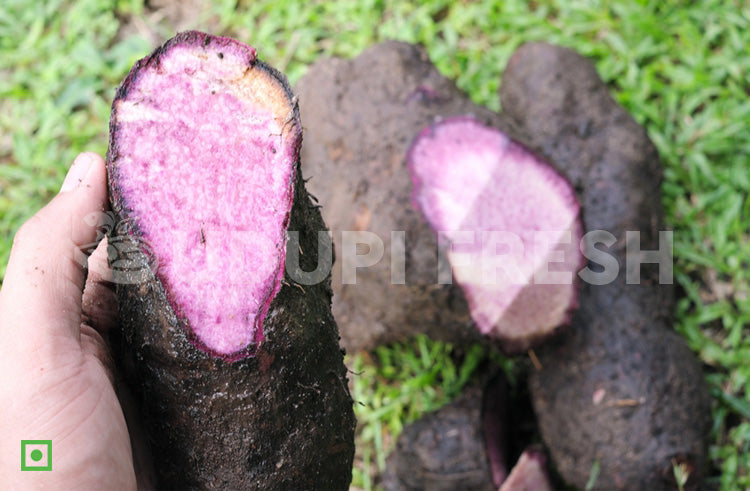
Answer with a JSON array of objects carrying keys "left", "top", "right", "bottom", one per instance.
[{"left": 0, "top": 153, "right": 137, "bottom": 489}]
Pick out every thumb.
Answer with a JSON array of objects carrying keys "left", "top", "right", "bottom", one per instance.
[{"left": 0, "top": 152, "right": 108, "bottom": 353}]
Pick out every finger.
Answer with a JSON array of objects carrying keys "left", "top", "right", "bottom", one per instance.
[
  {"left": 80, "top": 322, "right": 116, "bottom": 385},
  {"left": 0, "top": 152, "right": 108, "bottom": 351},
  {"left": 82, "top": 238, "right": 118, "bottom": 338}
]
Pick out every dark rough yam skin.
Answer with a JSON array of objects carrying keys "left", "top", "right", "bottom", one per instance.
[
  {"left": 500, "top": 42, "right": 711, "bottom": 490},
  {"left": 382, "top": 386, "right": 497, "bottom": 491},
  {"left": 107, "top": 32, "right": 355, "bottom": 490},
  {"left": 297, "top": 41, "right": 522, "bottom": 353}
]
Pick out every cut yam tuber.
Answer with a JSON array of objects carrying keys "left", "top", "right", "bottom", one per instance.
[
  {"left": 500, "top": 42, "right": 711, "bottom": 490},
  {"left": 297, "top": 41, "right": 524, "bottom": 353},
  {"left": 107, "top": 31, "right": 354, "bottom": 489},
  {"left": 407, "top": 116, "right": 583, "bottom": 353}
]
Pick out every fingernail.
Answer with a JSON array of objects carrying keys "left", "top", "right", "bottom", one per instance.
[{"left": 60, "top": 153, "right": 95, "bottom": 193}]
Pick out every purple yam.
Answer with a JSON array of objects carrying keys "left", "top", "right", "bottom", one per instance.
[
  {"left": 498, "top": 448, "right": 554, "bottom": 491},
  {"left": 500, "top": 42, "right": 711, "bottom": 489},
  {"left": 296, "top": 41, "right": 512, "bottom": 353},
  {"left": 407, "top": 116, "right": 584, "bottom": 353},
  {"left": 107, "top": 31, "right": 354, "bottom": 489}
]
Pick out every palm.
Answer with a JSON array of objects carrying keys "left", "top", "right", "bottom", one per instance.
[
  {"left": 0, "top": 321, "right": 136, "bottom": 488},
  {"left": 0, "top": 153, "right": 145, "bottom": 488}
]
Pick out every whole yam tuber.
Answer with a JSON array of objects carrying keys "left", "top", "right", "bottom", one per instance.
[
  {"left": 382, "top": 386, "right": 499, "bottom": 491},
  {"left": 107, "top": 31, "right": 355, "bottom": 489},
  {"left": 500, "top": 42, "right": 711, "bottom": 490}
]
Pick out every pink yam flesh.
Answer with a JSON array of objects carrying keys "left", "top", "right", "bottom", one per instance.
[
  {"left": 498, "top": 449, "right": 554, "bottom": 491},
  {"left": 111, "top": 33, "right": 298, "bottom": 356},
  {"left": 408, "top": 117, "right": 583, "bottom": 351}
]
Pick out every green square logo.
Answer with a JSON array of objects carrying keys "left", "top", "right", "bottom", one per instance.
[{"left": 21, "top": 440, "right": 52, "bottom": 471}]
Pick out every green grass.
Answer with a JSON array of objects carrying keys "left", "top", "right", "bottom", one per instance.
[{"left": 1, "top": 0, "right": 748, "bottom": 489}]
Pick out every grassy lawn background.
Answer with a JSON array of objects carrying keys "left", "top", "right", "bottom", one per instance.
[{"left": 1, "top": 0, "right": 748, "bottom": 489}]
